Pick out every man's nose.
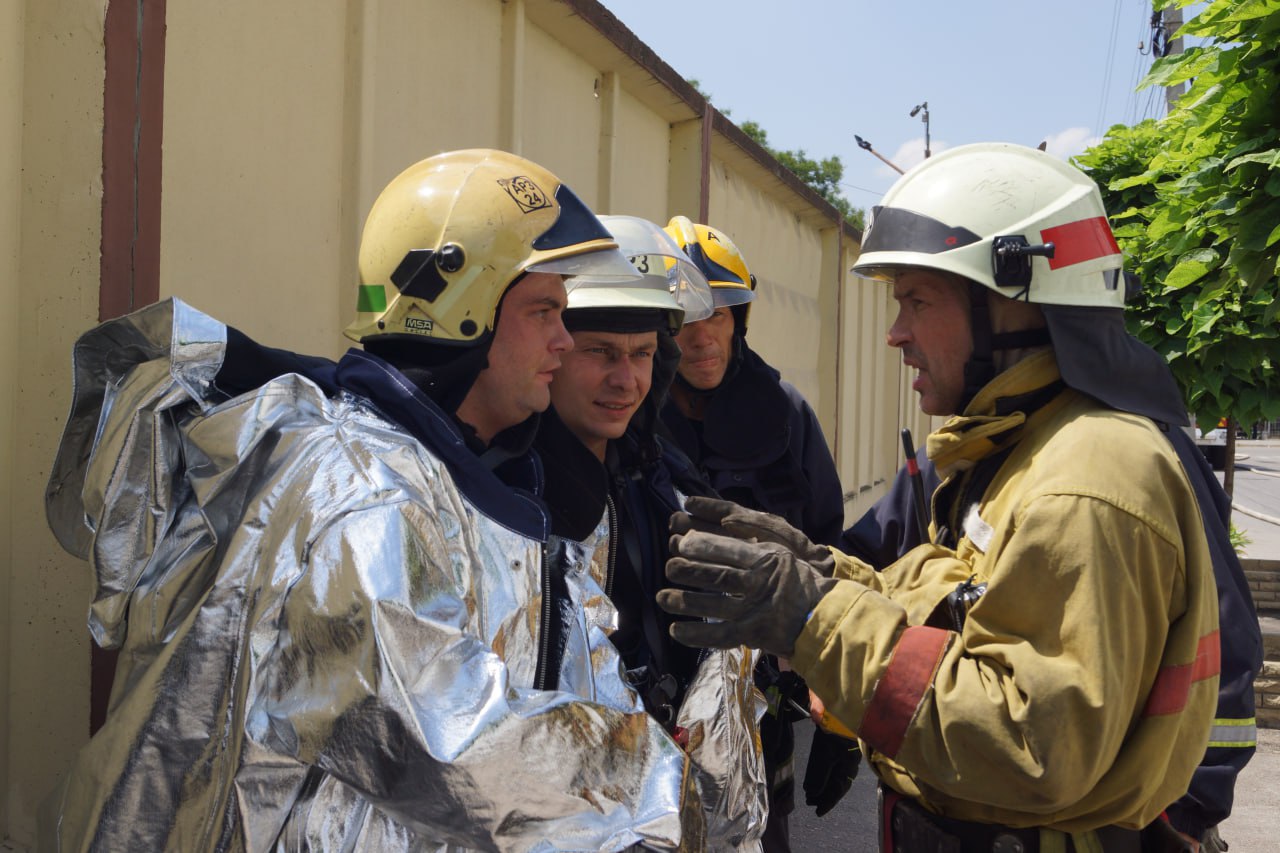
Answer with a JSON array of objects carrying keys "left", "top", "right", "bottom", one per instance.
[
  {"left": 608, "top": 359, "right": 638, "bottom": 390},
  {"left": 549, "top": 315, "right": 573, "bottom": 354},
  {"left": 886, "top": 309, "right": 910, "bottom": 348},
  {"left": 685, "top": 320, "right": 712, "bottom": 347}
]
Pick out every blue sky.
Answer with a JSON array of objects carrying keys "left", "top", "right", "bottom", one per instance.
[{"left": 597, "top": 0, "right": 1200, "bottom": 212}]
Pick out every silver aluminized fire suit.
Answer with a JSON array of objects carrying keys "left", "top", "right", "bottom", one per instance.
[{"left": 43, "top": 299, "right": 697, "bottom": 852}]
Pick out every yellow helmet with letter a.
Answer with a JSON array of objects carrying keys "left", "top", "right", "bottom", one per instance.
[
  {"left": 345, "top": 149, "right": 638, "bottom": 345},
  {"left": 663, "top": 216, "right": 756, "bottom": 332}
]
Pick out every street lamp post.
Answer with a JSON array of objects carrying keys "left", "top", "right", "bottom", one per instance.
[
  {"left": 854, "top": 135, "right": 905, "bottom": 175},
  {"left": 910, "top": 102, "right": 931, "bottom": 159}
]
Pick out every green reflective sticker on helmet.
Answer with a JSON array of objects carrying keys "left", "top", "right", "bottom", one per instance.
[{"left": 356, "top": 284, "right": 387, "bottom": 313}]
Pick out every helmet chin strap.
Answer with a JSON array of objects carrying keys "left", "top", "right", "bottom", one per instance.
[
  {"left": 960, "top": 281, "right": 996, "bottom": 411},
  {"left": 959, "top": 281, "right": 1052, "bottom": 412}
]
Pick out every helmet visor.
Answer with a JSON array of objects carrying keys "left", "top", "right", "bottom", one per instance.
[
  {"left": 583, "top": 217, "right": 716, "bottom": 324},
  {"left": 852, "top": 205, "right": 984, "bottom": 283},
  {"left": 528, "top": 246, "right": 641, "bottom": 279},
  {"left": 563, "top": 269, "right": 686, "bottom": 332},
  {"left": 711, "top": 286, "right": 755, "bottom": 308},
  {"left": 859, "top": 205, "right": 983, "bottom": 257},
  {"left": 668, "top": 257, "right": 715, "bottom": 322},
  {"left": 850, "top": 263, "right": 902, "bottom": 283}
]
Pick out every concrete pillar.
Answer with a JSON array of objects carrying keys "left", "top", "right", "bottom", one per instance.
[
  {"left": 596, "top": 71, "right": 620, "bottom": 213},
  {"left": 499, "top": 0, "right": 526, "bottom": 153},
  {"left": 666, "top": 118, "right": 703, "bottom": 220},
  {"left": 0, "top": 0, "right": 23, "bottom": 840},
  {"left": 7, "top": 0, "right": 106, "bottom": 844}
]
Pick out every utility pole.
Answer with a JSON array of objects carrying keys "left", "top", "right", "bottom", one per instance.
[{"left": 910, "top": 102, "right": 931, "bottom": 158}]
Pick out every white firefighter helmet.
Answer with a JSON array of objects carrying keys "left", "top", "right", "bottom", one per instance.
[
  {"left": 852, "top": 142, "right": 1126, "bottom": 308},
  {"left": 345, "top": 149, "right": 638, "bottom": 345},
  {"left": 855, "top": 142, "right": 1188, "bottom": 426},
  {"left": 564, "top": 215, "right": 714, "bottom": 335}
]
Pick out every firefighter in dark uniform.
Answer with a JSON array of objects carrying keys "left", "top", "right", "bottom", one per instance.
[{"left": 659, "top": 217, "right": 856, "bottom": 852}]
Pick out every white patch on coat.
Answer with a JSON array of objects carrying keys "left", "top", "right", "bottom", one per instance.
[{"left": 963, "top": 503, "right": 995, "bottom": 554}]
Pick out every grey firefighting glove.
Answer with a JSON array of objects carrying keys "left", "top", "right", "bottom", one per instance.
[
  {"left": 803, "top": 729, "right": 861, "bottom": 817},
  {"left": 657, "top": 530, "right": 837, "bottom": 658},
  {"left": 669, "top": 496, "right": 836, "bottom": 577}
]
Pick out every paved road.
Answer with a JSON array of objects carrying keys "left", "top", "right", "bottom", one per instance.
[
  {"left": 790, "top": 729, "right": 878, "bottom": 851},
  {"left": 1229, "top": 440, "right": 1280, "bottom": 557},
  {"left": 785, "top": 441, "right": 1280, "bottom": 851}
]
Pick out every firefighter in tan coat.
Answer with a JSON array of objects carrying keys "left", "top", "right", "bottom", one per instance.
[{"left": 657, "top": 143, "right": 1220, "bottom": 852}]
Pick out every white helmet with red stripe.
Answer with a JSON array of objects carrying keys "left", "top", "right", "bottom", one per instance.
[
  {"left": 854, "top": 142, "right": 1191, "bottom": 426},
  {"left": 852, "top": 142, "right": 1125, "bottom": 308}
]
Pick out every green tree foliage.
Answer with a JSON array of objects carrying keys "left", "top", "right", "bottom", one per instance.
[
  {"left": 740, "top": 121, "right": 865, "bottom": 230},
  {"left": 1075, "top": 0, "right": 1280, "bottom": 430},
  {"left": 691, "top": 78, "right": 864, "bottom": 231}
]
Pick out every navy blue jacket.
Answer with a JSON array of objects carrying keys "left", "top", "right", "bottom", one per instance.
[
  {"left": 660, "top": 342, "right": 844, "bottom": 548},
  {"left": 535, "top": 406, "right": 713, "bottom": 713},
  {"left": 660, "top": 339, "right": 844, "bottom": 829}
]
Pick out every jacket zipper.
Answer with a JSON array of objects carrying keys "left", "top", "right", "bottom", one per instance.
[
  {"left": 534, "top": 541, "right": 552, "bottom": 691},
  {"left": 605, "top": 492, "right": 619, "bottom": 599}
]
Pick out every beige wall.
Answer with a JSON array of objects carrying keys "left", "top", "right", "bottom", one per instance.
[
  {"left": 1, "top": 0, "right": 22, "bottom": 839},
  {"left": 523, "top": 21, "right": 605, "bottom": 200},
  {"left": 706, "top": 158, "right": 829, "bottom": 407},
  {"left": 601, "top": 85, "right": 672, "bottom": 222},
  {"left": 159, "top": 1, "right": 351, "bottom": 355},
  {"left": 5, "top": 0, "right": 107, "bottom": 846},
  {"left": 1, "top": 0, "right": 915, "bottom": 845}
]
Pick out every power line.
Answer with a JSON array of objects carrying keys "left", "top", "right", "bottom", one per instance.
[
  {"left": 838, "top": 181, "right": 886, "bottom": 199},
  {"left": 1140, "top": 85, "right": 1161, "bottom": 122},
  {"left": 1124, "top": 2, "right": 1150, "bottom": 126},
  {"left": 1095, "top": 0, "right": 1125, "bottom": 140}
]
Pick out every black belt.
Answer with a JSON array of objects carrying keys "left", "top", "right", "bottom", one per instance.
[{"left": 879, "top": 789, "right": 1147, "bottom": 853}]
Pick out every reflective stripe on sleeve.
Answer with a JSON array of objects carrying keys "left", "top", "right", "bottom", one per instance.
[
  {"left": 1206, "top": 717, "right": 1257, "bottom": 748},
  {"left": 860, "top": 626, "right": 950, "bottom": 759},
  {"left": 1142, "top": 630, "right": 1221, "bottom": 717}
]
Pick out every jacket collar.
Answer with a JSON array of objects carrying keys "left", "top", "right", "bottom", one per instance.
[
  {"left": 335, "top": 348, "right": 549, "bottom": 541},
  {"left": 663, "top": 341, "right": 790, "bottom": 465},
  {"left": 533, "top": 407, "right": 610, "bottom": 541},
  {"left": 927, "top": 351, "right": 1068, "bottom": 478}
]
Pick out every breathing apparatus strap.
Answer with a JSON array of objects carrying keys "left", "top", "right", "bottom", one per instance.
[
  {"left": 960, "top": 282, "right": 1053, "bottom": 411},
  {"left": 990, "top": 327, "right": 1052, "bottom": 350}
]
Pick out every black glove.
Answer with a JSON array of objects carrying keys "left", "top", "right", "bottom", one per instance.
[
  {"left": 670, "top": 496, "right": 836, "bottom": 576},
  {"left": 803, "top": 728, "right": 861, "bottom": 817},
  {"left": 756, "top": 659, "right": 813, "bottom": 724},
  {"left": 657, "top": 530, "right": 837, "bottom": 657}
]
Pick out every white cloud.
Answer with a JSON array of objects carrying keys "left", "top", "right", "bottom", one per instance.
[
  {"left": 875, "top": 138, "right": 950, "bottom": 177},
  {"left": 870, "top": 129, "right": 1099, "bottom": 178},
  {"left": 1039, "top": 127, "right": 1101, "bottom": 160}
]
